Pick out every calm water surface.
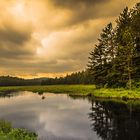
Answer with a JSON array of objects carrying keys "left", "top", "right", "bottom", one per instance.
[{"left": 0, "top": 91, "right": 140, "bottom": 140}]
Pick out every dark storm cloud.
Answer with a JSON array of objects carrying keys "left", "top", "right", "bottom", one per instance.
[
  {"left": 0, "top": 24, "right": 31, "bottom": 45},
  {"left": 51, "top": 0, "right": 109, "bottom": 9},
  {"left": 0, "top": 21, "right": 34, "bottom": 59},
  {"left": 49, "top": 0, "right": 118, "bottom": 27}
]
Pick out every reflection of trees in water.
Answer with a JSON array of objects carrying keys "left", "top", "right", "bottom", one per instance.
[
  {"left": 68, "top": 95, "right": 88, "bottom": 101},
  {"left": 0, "top": 91, "right": 46, "bottom": 100},
  {"left": 89, "top": 99, "right": 140, "bottom": 140},
  {"left": 0, "top": 91, "right": 20, "bottom": 98}
]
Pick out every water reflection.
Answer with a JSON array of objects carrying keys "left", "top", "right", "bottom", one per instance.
[
  {"left": 0, "top": 92, "right": 140, "bottom": 140},
  {"left": 69, "top": 95, "right": 140, "bottom": 140},
  {"left": 37, "top": 91, "right": 46, "bottom": 100},
  {"left": 0, "top": 92, "right": 96, "bottom": 140},
  {"left": 88, "top": 99, "right": 140, "bottom": 140},
  {"left": 0, "top": 91, "right": 20, "bottom": 98}
]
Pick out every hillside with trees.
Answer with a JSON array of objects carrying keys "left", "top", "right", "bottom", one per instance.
[
  {"left": 41, "top": 71, "right": 94, "bottom": 85},
  {"left": 0, "top": 76, "right": 48, "bottom": 86}
]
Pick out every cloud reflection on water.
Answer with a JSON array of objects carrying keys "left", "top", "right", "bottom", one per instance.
[{"left": 0, "top": 91, "right": 99, "bottom": 140}]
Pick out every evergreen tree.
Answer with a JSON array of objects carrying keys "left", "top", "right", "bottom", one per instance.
[
  {"left": 88, "top": 3, "right": 140, "bottom": 88},
  {"left": 131, "top": 3, "right": 140, "bottom": 83},
  {"left": 88, "top": 23, "right": 116, "bottom": 87},
  {"left": 113, "top": 7, "right": 132, "bottom": 87}
]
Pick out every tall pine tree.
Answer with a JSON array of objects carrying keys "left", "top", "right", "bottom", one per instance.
[
  {"left": 88, "top": 3, "right": 140, "bottom": 88},
  {"left": 88, "top": 23, "right": 116, "bottom": 87}
]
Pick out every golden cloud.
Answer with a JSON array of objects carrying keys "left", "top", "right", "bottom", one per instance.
[{"left": 0, "top": 0, "right": 139, "bottom": 78}]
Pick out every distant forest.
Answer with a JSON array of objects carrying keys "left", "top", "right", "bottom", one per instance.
[
  {"left": 0, "top": 71, "right": 93, "bottom": 86},
  {"left": 0, "top": 3, "right": 140, "bottom": 88},
  {"left": 0, "top": 76, "right": 47, "bottom": 86}
]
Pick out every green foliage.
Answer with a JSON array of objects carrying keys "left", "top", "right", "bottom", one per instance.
[
  {"left": 88, "top": 2, "right": 140, "bottom": 89},
  {"left": 88, "top": 23, "right": 116, "bottom": 87},
  {"left": 0, "top": 120, "right": 11, "bottom": 134},
  {"left": 0, "top": 120, "right": 37, "bottom": 140}
]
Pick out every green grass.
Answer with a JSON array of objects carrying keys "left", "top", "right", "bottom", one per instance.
[
  {"left": 0, "top": 85, "right": 96, "bottom": 95},
  {"left": 0, "top": 120, "right": 37, "bottom": 140},
  {"left": 93, "top": 88, "right": 140, "bottom": 99},
  {"left": 0, "top": 85, "right": 140, "bottom": 99}
]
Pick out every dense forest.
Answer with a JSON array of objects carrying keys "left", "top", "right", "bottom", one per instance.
[
  {"left": 41, "top": 71, "right": 94, "bottom": 85},
  {"left": 0, "top": 72, "right": 92, "bottom": 86},
  {"left": 0, "top": 76, "right": 48, "bottom": 86},
  {"left": 0, "top": 3, "right": 140, "bottom": 88}
]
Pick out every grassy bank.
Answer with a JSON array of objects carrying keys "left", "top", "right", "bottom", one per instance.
[
  {"left": 0, "top": 85, "right": 140, "bottom": 99},
  {"left": 0, "top": 120, "right": 37, "bottom": 140},
  {"left": 0, "top": 85, "right": 95, "bottom": 95}
]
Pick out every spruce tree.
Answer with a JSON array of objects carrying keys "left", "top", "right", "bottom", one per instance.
[
  {"left": 88, "top": 23, "right": 116, "bottom": 87},
  {"left": 114, "top": 7, "right": 133, "bottom": 88},
  {"left": 131, "top": 3, "right": 140, "bottom": 83}
]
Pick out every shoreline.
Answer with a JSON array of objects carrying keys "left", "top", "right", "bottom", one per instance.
[{"left": 0, "top": 85, "right": 140, "bottom": 100}]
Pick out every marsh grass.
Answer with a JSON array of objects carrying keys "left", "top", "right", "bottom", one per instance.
[{"left": 0, "top": 85, "right": 140, "bottom": 99}]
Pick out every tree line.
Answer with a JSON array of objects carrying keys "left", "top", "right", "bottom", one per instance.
[
  {"left": 0, "top": 76, "right": 47, "bottom": 86},
  {"left": 41, "top": 71, "right": 93, "bottom": 85}
]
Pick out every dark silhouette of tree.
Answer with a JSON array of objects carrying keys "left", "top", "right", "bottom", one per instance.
[
  {"left": 88, "top": 3, "right": 140, "bottom": 88},
  {"left": 87, "top": 23, "right": 116, "bottom": 87},
  {"left": 88, "top": 99, "right": 140, "bottom": 140}
]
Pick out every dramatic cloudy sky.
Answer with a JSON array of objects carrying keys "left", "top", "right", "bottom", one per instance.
[{"left": 0, "top": 0, "right": 139, "bottom": 78}]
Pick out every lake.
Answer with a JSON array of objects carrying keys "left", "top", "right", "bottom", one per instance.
[{"left": 0, "top": 91, "right": 140, "bottom": 140}]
